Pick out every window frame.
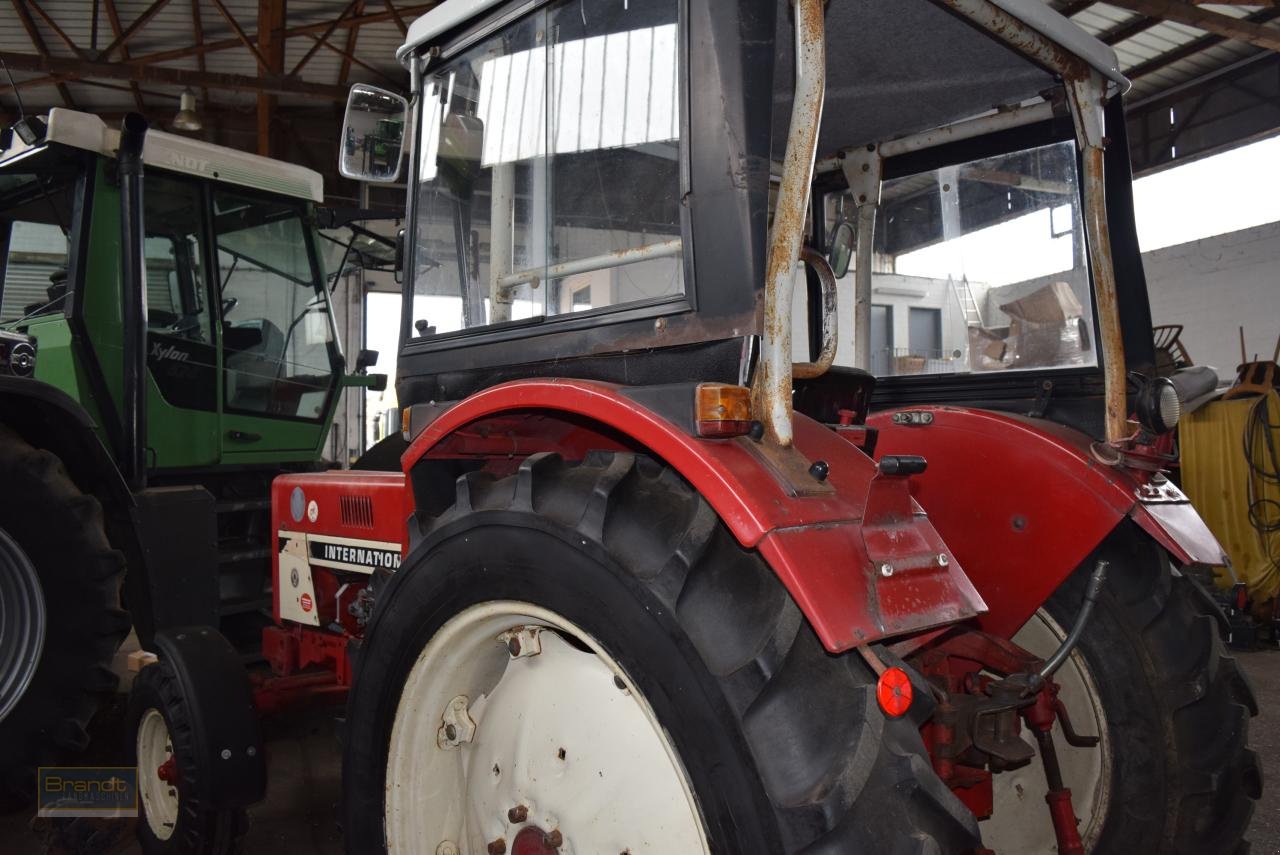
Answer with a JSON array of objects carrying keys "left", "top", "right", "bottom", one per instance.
[
  {"left": 209, "top": 184, "right": 342, "bottom": 424},
  {"left": 399, "top": 0, "right": 695, "bottom": 358}
]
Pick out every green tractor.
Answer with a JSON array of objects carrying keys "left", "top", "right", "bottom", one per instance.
[{"left": 0, "top": 108, "right": 385, "bottom": 799}]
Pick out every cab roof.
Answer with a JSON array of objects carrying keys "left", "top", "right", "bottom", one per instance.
[
  {"left": 398, "top": 0, "right": 1126, "bottom": 93},
  {"left": 0, "top": 109, "right": 324, "bottom": 203}
]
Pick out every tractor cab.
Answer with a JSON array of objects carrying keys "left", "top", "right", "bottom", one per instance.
[
  {"left": 0, "top": 111, "right": 371, "bottom": 470},
  {"left": 345, "top": 0, "right": 1157, "bottom": 457}
]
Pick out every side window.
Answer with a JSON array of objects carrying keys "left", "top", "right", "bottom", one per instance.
[
  {"left": 144, "top": 174, "right": 211, "bottom": 342},
  {"left": 214, "top": 190, "right": 334, "bottom": 420},
  {"left": 0, "top": 171, "right": 75, "bottom": 323},
  {"left": 409, "top": 0, "right": 683, "bottom": 336}
]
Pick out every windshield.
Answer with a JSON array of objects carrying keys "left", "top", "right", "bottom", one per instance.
[
  {"left": 825, "top": 139, "right": 1096, "bottom": 377},
  {"left": 407, "top": 0, "right": 683, "bottom": 340},
  {"left": 0, "top": 166, "right": 77, "bottom": 326}
]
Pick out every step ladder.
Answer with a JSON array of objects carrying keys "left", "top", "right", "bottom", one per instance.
[{"left": 950, "top": 275, "right": 983, "bottom": 327}]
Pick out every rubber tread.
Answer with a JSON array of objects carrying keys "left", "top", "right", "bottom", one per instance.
[
  {"left": 413, "top": 451, "right": 980, "bottom": 853},
  {"left": 0, "top": 425, "right": 129, "bottom": 806},
  {"left": 129, "top": 662, "right": 249, "bottom": 854},
  {"left": 1045, "top": 526, "right": 1261, "bottom": 855}
]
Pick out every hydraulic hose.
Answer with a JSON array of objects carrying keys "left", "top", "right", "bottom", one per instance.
[{"left": 1038, "top": 560, "right": 1109, "bottom": 681}]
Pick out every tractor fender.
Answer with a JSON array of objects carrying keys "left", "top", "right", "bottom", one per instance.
[
  {"left": 866, "top": 405, "right": 1227, "bottom": 638},
  {"left": 0, "top": 376, "right": 130, "bottom": 508},
  {"left": 152, "top": 627, "right": 266, "bottom": 808},
  {"left": 400, "top": 379, "right": 986, "bottom": 651}
]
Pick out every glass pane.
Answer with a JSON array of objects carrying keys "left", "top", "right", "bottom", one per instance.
[
  {"left": 830, "top": 140, "right": 1096, "bottom": 377},
  {"left": 144, "top": 174, "right": 211, "bottom": 342},
  {"left": 0, "top": 172, "right": 75, "bottom": 324},
  {"left": 214, "top": 191, "right": 334, "bottom": 419},
  {"left": 408, "top": 0, "right": 682, "bottom": 339}
]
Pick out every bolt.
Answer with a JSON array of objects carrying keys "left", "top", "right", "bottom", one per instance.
[
  {"left": 427, "top": 46, "right": 441, "bottom": 58},
  {"left": 808, "top": 460, "right": 829, "bottom": 482},
  {"left": 937, "top": 553, "right": 949, "bottom": 567},
  {"left": 544, "top": 829, "right": 563, "bottom": 848},
  {"left": 220, "top": 748, "right": 231, "bottom": 760},
  {"left": 508, "top": 805, "right": 528, "bottom": 823},
  {"left": 880, "top": 563, "right": 894, "bottom": 577},
  {"left": 861, "top": 162, "right": 870, "bottom": 172},
  {"left": 507, "top": 636, "right": 522, "bottom": 657},
  {"left": 444, "top": 724, "right": 457, "bottom": 742},
  {"left": 488, "top": 838, "right": 507, "bottom": 855},
  {"left": 748, "top": 420, "right": 765, "bottom": 442},
  {"left": 246, "top": 746, "right": 256, "bottom": 757}
]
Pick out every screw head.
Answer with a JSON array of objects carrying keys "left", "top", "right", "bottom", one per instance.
[
  {"left": 880, "top": 563, "right": 894, "bottom": 577},
  {"left": 219, "top": 748, "right": 231, "bottom": 760},
  {"left": 937, "top": 553, "right": 949, "bottom": 567}
]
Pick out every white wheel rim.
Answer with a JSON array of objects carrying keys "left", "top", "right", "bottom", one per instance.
[
  {"left": 136, "top": 708, "right": 180, "bottom": 841},
  {"left": 982, "top": 609, "right": 1112, "bottom": 853},
  {"left": 384, "top": 601, "right": 711, "bottom": 855}
]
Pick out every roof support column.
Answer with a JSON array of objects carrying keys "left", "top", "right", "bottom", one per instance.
[{"left": 258, "top": 0, "right": 285, "bottom": 157}]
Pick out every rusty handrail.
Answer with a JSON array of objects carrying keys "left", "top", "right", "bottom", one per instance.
[{"left": 754, "top": 0, "right": 825, "bottom": 447}]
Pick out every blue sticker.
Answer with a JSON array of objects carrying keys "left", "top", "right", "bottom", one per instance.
[{"left": 290, "top": 486, "right": 305, "bottom": 523}]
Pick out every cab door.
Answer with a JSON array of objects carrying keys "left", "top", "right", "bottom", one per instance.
[
  {"left": 210, "top": 187, "right": 340, "bottom": 462},
  {"left": 142, "top": 171, "right": 221, "bottom": 468}
]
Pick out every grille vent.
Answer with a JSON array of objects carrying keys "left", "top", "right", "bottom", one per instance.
[{"left": 339, "top": 495, "right": 375, "bottom": 529}]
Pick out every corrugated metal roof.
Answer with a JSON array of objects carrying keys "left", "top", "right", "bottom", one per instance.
[
  {"left": 1050, "top": 1, "right": 1280, "bottom": 102},
  {"left": 1, "top": 2, "right": 1276, "bottom": 157}
]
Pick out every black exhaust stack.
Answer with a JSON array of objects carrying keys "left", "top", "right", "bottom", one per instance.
[{"left": 118, "top": 113, "right": 148, "bottom": 490}]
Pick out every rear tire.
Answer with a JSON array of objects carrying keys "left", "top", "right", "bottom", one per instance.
[
  {"left": 1032, "top": 527, "right": 1261, "bottom": 854},
  {"left": 344, "top": 451, "right": 979, "bottom": 853},
  {"left": 0, "top": 425, "right": 129, "bottom": 806}
]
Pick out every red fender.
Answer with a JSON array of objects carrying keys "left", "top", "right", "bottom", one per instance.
[
  {"left": 401, "top": 379, "right": 986, "bottom": 651},
  {"left": 867, "top": 406, "right": 1227, "bottom": 638}
]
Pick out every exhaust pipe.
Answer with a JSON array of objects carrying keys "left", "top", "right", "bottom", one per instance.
[{"left": 118, "top": 113, "right": 148, "bottom": 490}]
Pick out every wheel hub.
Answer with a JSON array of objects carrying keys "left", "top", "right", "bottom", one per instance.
[
  {"left": 384, "top": 602, "right": 710, "bottom": 855},
  {"left": 511, "top": 826, "right": 561, "bottom": 855}
]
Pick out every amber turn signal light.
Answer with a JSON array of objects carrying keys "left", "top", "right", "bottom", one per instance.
[
  {"left": 401, "top": 406, "right": 413, "bottom": 440},
  {"left": 694, "top": 383, "right": 753, "bottom": 438}
]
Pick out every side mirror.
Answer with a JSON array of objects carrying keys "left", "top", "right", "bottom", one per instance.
[
  {"left": 339, "top": 84, "right": 409, "bottom": 183},
  {"left": 828, "top": 220, "right": 855, "bottom": 279},
  {"left": 354, "top": 349, "right": 379, "bottom": 373}
]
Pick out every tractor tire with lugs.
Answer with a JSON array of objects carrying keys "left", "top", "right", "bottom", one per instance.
[
  {"left": 1044, "top": 526, "right": 1262, "bottom": 854},
  {"left": 343, "top": 451, "right": 980, "bottom": 854},
  {"left": 0, "top": 425, "right": 130, "bottom": 806}
]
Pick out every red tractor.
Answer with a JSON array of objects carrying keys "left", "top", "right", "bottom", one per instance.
[{"left": 129, "top": 1, "right": 1259, "bottom": 853}]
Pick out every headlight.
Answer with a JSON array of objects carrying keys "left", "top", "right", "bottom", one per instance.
[{"left": 1136, "top": 376, "right": 1181, "bottom": 434}]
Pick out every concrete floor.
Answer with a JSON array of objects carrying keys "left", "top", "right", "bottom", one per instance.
[{"left": 4, "top": 649, "right": 1279, "bottom": 853}]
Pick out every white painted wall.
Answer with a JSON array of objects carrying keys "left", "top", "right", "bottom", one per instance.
[{"left": 1143, "top": 219, "right": 1280, "bottom": 380}]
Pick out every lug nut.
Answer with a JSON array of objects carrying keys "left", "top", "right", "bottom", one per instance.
[
  {"left": 487, "top": 839, "right": 506, "bottom": 855},
  {"left": 544, "top": 829, "right": 563, "bottom": 849},
  {"left": 507, "top": 804, "right": 528, "bottom": 823}
]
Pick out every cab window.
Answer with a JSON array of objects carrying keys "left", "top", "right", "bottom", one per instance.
[
  {"left": 0, "top": 169, "right": 76, "bottom": 324},
  {"left": 213, "top": 190, "right": 335, "bottom": 420},
  {"left": 409, "top": 0, "right": 683, "bottom": 337}
]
